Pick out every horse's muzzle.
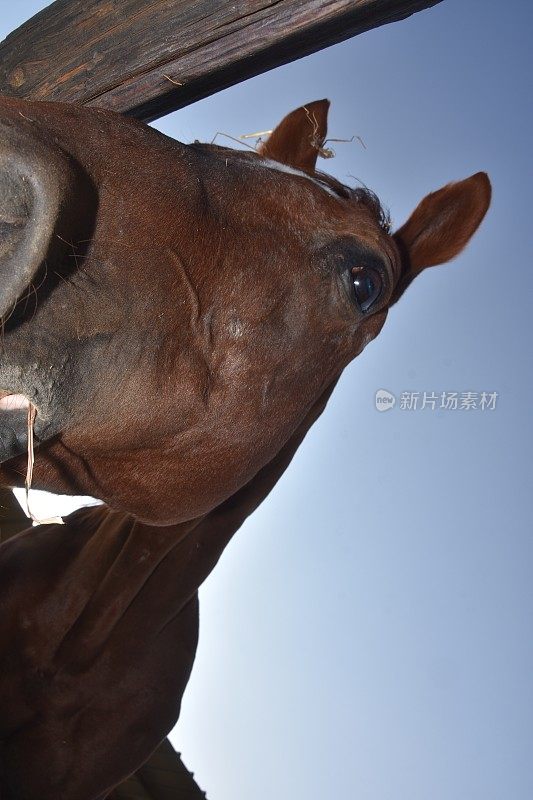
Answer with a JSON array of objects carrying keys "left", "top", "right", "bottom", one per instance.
[{"left": 0, "top": 394, "right": 32, "bottom": 462}]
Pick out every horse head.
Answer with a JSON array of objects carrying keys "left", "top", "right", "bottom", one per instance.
[{"left": 0, "top": 97, "right": 491, "bottom": 522}]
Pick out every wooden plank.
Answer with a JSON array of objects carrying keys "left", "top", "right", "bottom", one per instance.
[{"left": 0, "top": 0, "right": 442, "bottom": 123}]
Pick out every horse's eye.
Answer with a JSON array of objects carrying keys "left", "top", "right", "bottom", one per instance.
[{"left": 351, "top": 266, "right": 383, "bottom": 312}]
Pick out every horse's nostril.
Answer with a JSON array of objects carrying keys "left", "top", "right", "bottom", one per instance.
[{"left": 0, "top": 399, "right": 31, "bottom": 463}]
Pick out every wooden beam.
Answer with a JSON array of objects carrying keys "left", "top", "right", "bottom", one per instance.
[{"left": 0, "top": 0, "right": 442, "bottom": 123}]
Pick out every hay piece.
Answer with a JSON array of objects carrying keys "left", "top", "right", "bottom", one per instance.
[{"left": 24, "top": 402, "right": 64, "bottom": 526}]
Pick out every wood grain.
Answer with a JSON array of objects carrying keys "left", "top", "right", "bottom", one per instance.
[{"left": 0, "top": 0, "right": 442, "bottom": 122}]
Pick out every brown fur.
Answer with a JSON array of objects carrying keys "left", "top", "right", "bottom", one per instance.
[
  {"left": 0, "top": 97, "right": 491, "bottom": 798},
  {"left": 258, "top": 99, "right": 329, "bottom": 171}
]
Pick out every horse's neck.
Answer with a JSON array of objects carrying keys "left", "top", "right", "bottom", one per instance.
[{"left": 0, "top": 377, "right": 338, "bottom": 667}]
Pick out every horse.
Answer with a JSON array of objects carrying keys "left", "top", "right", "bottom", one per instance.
[{"left": 0, "top": 95, "right": 491, "bottom": 798}]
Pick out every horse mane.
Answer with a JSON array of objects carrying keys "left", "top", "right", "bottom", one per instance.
[
  {"left": 190, "top": 141, "right": 391, "bottom": 233},
  {"left": 313, "top": 170, "right": 391, "bottom": 233}
]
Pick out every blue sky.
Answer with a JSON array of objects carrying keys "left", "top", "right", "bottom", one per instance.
[{"left": 2, "top": 2, "right": 532, "bottom": 798}]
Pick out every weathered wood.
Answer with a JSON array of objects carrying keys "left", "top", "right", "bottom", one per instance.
[{"left": 0, "top": 0, "right": 442, "bottom": 123}]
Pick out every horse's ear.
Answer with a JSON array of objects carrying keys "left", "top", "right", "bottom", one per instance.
[
  {"left": 257, "top": 99, "right": 330, "bottom": 173},
  {"left": 391, "top": 172, "right": 491, "bottom": 302}
]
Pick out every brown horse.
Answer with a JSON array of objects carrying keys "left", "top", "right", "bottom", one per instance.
[{"left": 0, "top": 96, "right": 491, "bottom": 798}]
